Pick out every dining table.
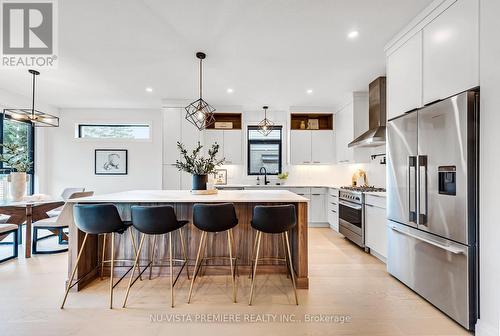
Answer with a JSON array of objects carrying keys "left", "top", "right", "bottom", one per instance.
[{"left": 0, "top": 199, "right": 65, "bottom": 257}]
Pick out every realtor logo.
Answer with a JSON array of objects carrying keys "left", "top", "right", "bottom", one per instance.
[{"left": 1, "top": 0, "right": 58, "bottom": 67}]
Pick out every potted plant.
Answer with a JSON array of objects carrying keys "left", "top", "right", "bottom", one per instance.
[
  {"left": 0, "top": 143, "right": 33, "bottom": 201},
  {"left": 277, "top": 171, "right": 289, "bottom": 185},
  {"left": 175, "top": 141, "right": 225, "bottom": 190}
]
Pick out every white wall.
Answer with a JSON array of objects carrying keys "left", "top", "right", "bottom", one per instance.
[
  {"left": 44, "top": 108, "right": 162, "bottom": 196},
  {"left": 477, "top": 0, "right": 500, "bottom": 335}
]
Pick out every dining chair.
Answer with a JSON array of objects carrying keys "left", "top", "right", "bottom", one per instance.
[{"left": 32, "top": 191, "right": 94, "bottom": 254}]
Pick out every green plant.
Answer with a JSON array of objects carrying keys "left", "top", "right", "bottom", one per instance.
[
  {"left": 277, "top": 171, "right": 289, "bottom": 180},
  {"left": 175, "top": 141, "right": 225, "bottom": 175},
  {"left": 0, "top": 143, "right": 32, "bottom": 173}
]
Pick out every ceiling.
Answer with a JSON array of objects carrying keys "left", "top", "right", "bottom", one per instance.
[{"left": 0, "top": 0, "right": 433, "bottom": 111}]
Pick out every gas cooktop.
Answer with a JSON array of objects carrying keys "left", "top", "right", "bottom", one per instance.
[{"left": 340, "top": 186, "right": 386, "bottom": 192}]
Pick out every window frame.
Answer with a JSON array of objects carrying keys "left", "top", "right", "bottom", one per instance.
[
  {"left": 0, "top": 113, "right": 35, "bottom": 195},
  {"left": 246, "top": 125, "right": 283, "bottom": 176},
  {"left": 76, "top": 123, "right": 152, "bottom": 141}
]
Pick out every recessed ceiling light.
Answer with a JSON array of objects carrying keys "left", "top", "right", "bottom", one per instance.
[
  {"left": 226, "top": 88, "right": 234, "bottom": 94},
  {"left": 306, "top": 89, "right": 313, "bottom": 95},
  {"left": 145, "top": 87, "right": 153, "bottom": 93},
  {"left": 347, "top": 30, "right": 359, "bottom": 39}
]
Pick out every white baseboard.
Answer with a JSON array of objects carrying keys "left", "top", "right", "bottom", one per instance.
[
  {"left": 369, "top": 249, "right": 387, "bottom": 264},
  {"left": 475, "top": 319, "right": 499, "bottom": 336}
]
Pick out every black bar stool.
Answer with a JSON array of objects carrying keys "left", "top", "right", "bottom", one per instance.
[
  {"left": 122, "top": 205, "right": 190, "bottom": 308},
  {"left": 249, "top": 204, "right": 298, "bottom": 305},
  {"left": 188, "top": 203, "right": 238, "bottom": 303},
  {"left": 60, "top": 204, "right": 141, "bottom": 309}
]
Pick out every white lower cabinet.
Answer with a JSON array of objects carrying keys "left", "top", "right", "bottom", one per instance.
[
  {"left": 309, "top": 187, "right": 328, "bottom": 226},
  {"left": 364, "top": 195, "right": 387, "bottom": 261},
  {"left": 327, "top": 188, "right": 339, "bottom": 231}
]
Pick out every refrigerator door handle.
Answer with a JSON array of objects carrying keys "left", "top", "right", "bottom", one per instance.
[
  {"left": 389, "top": 225, "right": 466, "bottom": 255},
  {"left": 408, "top": 156, "right": 417, "bottom": 223},
  {"left": 418, "top": 155, "right": 428, "bottom": 225}
]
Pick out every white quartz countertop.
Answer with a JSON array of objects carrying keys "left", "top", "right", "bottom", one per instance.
[
  {"left": 217, "top": 184, "right": 342, "bottom": 189},
  {"left": 69, "top": 189, "right": 310, "bottom": 203}
]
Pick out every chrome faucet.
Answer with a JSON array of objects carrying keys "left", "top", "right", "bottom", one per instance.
[{"left": 259, "top": 167, "right": 270, "bottom": 185}]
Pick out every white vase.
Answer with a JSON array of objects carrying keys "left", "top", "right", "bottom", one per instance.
[{"left": 8, "top": 172, "right": 27, "bottom": 201}]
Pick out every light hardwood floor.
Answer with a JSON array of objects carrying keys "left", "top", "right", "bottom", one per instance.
[{"left": 0, "top": 228, "right": 470, "bottom": 336}]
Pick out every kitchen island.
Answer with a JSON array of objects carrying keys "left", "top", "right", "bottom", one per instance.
[{"left": 63, "top": 190, "right": 309, "bottom": 290}]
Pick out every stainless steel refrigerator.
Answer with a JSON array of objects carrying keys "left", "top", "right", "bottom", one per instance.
[{"left": 386, "top": 90, "right": 479, "bottom": 330}]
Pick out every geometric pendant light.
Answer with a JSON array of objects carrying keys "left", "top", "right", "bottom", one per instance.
[
  {"left": 184, "top": 52, "right": 216, "bottom": 131},
  {"left": 3, "top": 69, "right": 59, "bottom": 127},
  {"left": 257, "top": 105, "right": 274, "bottom": 136}
]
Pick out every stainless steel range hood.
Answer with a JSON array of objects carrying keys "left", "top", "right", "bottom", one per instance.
[{"left": 348, "top": 77, "right": 386, "bottom": 148}]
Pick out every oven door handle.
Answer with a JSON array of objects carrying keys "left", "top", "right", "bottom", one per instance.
[{"left": 338, "top": 200, "right": 362, "bottom": 210}]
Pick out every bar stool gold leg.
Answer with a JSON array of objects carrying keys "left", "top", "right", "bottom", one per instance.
[
  {"left": 61, "top": 233, "right": 88, "bottom": 309},
  {"left": 179, "top": 227, "right": 190, "bottom": 279},
  {"left": 169, "top": 232, "right": 174, "bottom": 308},
  {"left": 229, "top": 229, "right": 238, "bottom": 278},
  {"left": 248, "top": 231, "right": 262, "bottom": 306},
  {"left": 100, "top": 233, "right": 106, "bottom": 280},
  {"left": 284, "top": 231, "right": 298, "bottom": 305},
  {"left": 249, "top": 230, "right": 258, "bottom": 279},
  {"left": 149, "top": 235, "right": 157, "bottom": 280},
  {"left": 282, "top": 234, "right": 290, "bottom": 278},
  {"left": 109, "top": 233, "right": 115, "bottom": 309},
  {"left": 227, "top": 229, "right": 236, "bottom": 303},
  {"left": 188, "top": 231, "right": 206, "bottom": 303},
  {"left": 130, "top": 229, "right": 142, "bottom": 281},
  {"left": 123, "top": 234, "right": 146, "bottom": 308}
]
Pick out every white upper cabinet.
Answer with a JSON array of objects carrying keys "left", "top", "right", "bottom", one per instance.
[
  {"left": 335, "top": 94, "right": 370, "bottom": 164},
  {"left": 335, "top": 103, "right": 353, "bottom": 163},
  {"left": 422, "top": 0, "right": 479, "bottom": 104},
  {"left": 423, "top": 0, "right": 479, "bottom": 104},
  {"left": 290, "top": 130, "right": 312, "bottom": 164},
  {"left": 222, "top": 130, "right": 242, "bottom": 164},
  {"left": 204, "top": 129, "right": 242, "bottom": 165},
  {"left": 386, "top": 0, "right": 479, "bottom": 115},
  {"left": 387, "top": 31, "right": 422, "bottom": 119},
  {"left": 311, "top": 130, "right": 335, "bottom": 164},
  {"left": 203, "top": 130, "right": 224, "bottom": 162},
  {"left": 181, "top": 115, "right": 202, "bottom": 150}
]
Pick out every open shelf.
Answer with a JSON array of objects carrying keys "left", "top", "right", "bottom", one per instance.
[
  {"left": 206, "top": 113, "right": 242, "bottom": 130},
  {"left": 290, "top": 113, "right": 333, "bottom": 130}
]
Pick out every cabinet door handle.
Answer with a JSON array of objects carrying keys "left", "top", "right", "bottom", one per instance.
[
  {"left": 303, "top": 161, "right": 310, "bottom": 164},
  {"left": 330, "top": 209, "right": 337, "bottom": 213},
  {"left": 313, "top": 161, "right": 321, "bottom": 163},
  {"left": 312, "top": 193, "right": 321, "bottom": 196}
]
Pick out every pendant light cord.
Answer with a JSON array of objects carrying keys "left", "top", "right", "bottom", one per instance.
[
  {"left": 199, "top": 58, "right": 203, "bottom": 99},
  {"left": 31, "top": 71, "right": 36, "bottom": 119}
]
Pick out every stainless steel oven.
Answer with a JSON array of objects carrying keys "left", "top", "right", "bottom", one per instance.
[{"left": 338, "top": 189, "right": 365, "bottom": 248}]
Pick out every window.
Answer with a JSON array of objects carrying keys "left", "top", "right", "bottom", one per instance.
[
  {"left": 0, "top": 117, "right": 35, "bottom": 197},
  {"left": 247, "top": 126, "right": 282, "bottom": 175},
  {"left": 77, "top": 124, "right": 150, "bottom": 139}
]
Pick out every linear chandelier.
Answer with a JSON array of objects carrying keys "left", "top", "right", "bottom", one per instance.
[{"left": 3, "top": 69, "right": 59, "bottom": 127}]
